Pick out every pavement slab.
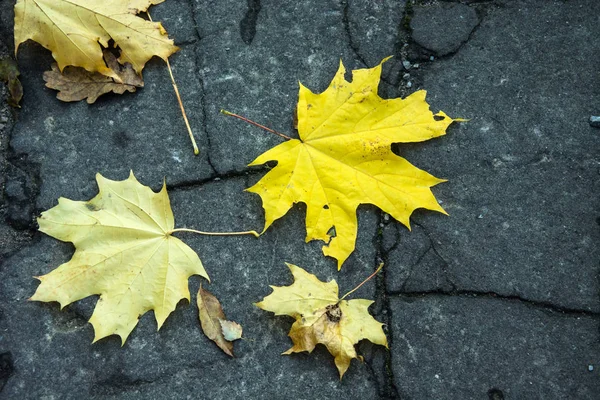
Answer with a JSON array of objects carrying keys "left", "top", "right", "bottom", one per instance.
[
  {"left": 0, "top": 0, "right": 599, "bottom": 399},
  {"left": 387, "top": 0, "right": 600, "bottom": 313},
  {"left": 0, "top": 176, "right": 382, "bottom": 399},
  {"left": 410, "top": 2, "right": 480, "bottom": 57},
  {"left": 389, "top": 295, "right": 600, "bottom": 399}
]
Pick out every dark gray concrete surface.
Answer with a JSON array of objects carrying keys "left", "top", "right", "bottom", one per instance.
[{"left": 1, "top": 0, "right": 599, "bottom": 399}]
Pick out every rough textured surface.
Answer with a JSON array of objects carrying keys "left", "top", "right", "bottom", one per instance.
[
  {"left": 0, "top": 177, "right": 380, "bottom": 399},
  {"left": 410, "top": 2, "right": 479, "bottom": 57},
  {"left": 390, "top": 296, "right": 600, "bottom": 399},
  {"left": 1, "top": 0, "right": 599, "bottom": 399},
  {"left": 392, "top": 0, "right": 600, "bottom": 313}
]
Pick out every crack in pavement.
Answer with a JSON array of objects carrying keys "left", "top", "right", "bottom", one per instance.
[
  {"left": 388, "top": 290, "right": 600, "bottom": 319},
  {"left": 0, "top": 352, "right": 14, "bottom": 394},
  {"left": 91, "top": 373, "right": 156, "bottom": 396},
  {"left": 240, "top": 0, "right": 261, "bottom": 45},
  {"left": 368, "top": 211, "right": 401, "bottom": 399},
  {"left": 411, "top": 220, "right": 457, "bottom": 290},
  {"left": 175, "top": 39, "right": 199, "bottom": 47},
  {"left": 340, "top": 0, "right": 368, "bottom": 68},
  {"left": 165, "top": 166, "right": 268, "bottom": 192},
  {"left": 185, "top": 0, "right": 218, "bottom": 176}
]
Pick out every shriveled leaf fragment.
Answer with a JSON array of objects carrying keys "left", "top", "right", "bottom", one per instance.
[
  {"left": 44, "top": 51, "right": 144, "bottom": 104},
  {"left": 14, "top": 0, "right": 178, "bottom": 80},
  {"left": 248, "top": 57, "right": 457, "bottom": 269},
  {"left": 0, "top": 57, "right": 23, "bottom": 107},
  {"left": 256, "top": 263, "right": 387, "bottom": 378},
  {"left": 197, "top": 284, "right": 241, "bottom": 356},
  {"left": 32, "top": 172, "right": 208, "bottom": 344},
  {"left": 219, "top": 320, "right": 243, "bottom": 341}
]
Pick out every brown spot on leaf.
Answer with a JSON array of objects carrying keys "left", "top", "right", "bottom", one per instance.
[
  {"left": 325, "top": 304, "right": 342, "bottom": 323},
  {"left": 85, "top": 203, "right": 100, "bottom": 211}
]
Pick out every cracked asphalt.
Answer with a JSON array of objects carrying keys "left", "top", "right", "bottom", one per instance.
[{"left": 1, "top": 0, "right": 599, "bottom": 398}]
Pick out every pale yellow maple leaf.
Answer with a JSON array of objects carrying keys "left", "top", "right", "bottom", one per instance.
[
  {"left": 14, "top": 0, "right": 178, "bottom": 80},
  {"left": 32, "top": 172, "right": 207, "bottom": 344},
  {"left": 247, "top": 57, "right": 456, "bottom": 269},
  {"left": 256, "top": 263, "right": 388, "bottom": 378}
]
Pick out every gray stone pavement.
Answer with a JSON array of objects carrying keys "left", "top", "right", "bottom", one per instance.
[{"left": 0, "top": 0, "right": 599, "bottom": 398}]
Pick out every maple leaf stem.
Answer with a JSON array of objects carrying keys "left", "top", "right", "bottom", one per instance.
[
  {"left": 168, "top": 228, "right": 260, "bottom": 237},
  {"left": 220, "top": 109, "right": 293, "bottom": 141},
  {"left": 148, "top": 12, "right": 199, "bottom": 156},
  {"left": 340, "top": 263, "right": 384, "bottom": 301}
]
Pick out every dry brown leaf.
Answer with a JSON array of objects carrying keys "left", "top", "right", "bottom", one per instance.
[
  {"left": 0, "top": 57, "right": 23, "bottom": 107},
  {"left": 43, "top": 51, "right": 144, "bottom": 104},
  {"left": 197, "top": 284, "right": 240, "bottom": 357}
]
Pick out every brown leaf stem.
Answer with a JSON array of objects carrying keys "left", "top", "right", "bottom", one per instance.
[
  {"left": 148, "top": 12, "right": 199, "bottom": 155},
  {"left": 220, "top": 109, "right": 293, "bottom": 141},
  {"left": 339, "top": 262, "right": 384, "bottom": 301}
]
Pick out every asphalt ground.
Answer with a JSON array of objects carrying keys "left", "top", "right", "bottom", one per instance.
[{"left": 1, "top": 0, "right": 599, "bottom": 399}]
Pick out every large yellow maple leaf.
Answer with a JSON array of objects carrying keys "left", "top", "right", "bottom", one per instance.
[
  {"left": 256, "top": 263, "right": 388, "bottom": 378},
  {"left": 14, "top": 0, "right": 178, "bottom": 80},
  {"left": 31, "top": 172, "right": 207, "bottom": 344},
  {"left": 248, "top": 58, "right": 456, "bottom": 269}
]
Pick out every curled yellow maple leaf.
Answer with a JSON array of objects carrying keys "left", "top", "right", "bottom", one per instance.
[
  {"left": 248, "top": 57, "right": 456, "bottom": 269},
  {"left": 32, "top": 172, "right": 207, "bottom": 344},
  {"left": 256, "top": 263, "right": 387, "bottom": 378},
  {"left": 14, "top": 0, "right": 178, "bottom": 80}
]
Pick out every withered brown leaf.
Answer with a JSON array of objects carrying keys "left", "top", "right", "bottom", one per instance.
[
  {"left": 43, "top": 51, "right": 144, "bottom": 104},
  {"left": 197, "top": 284, "right": 241, "bottom": 357},
  {"left": 0, "top": 57, "right": 23, "bottom": 107}
]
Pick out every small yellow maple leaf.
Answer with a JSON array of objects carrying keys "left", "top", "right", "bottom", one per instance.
[
  {"left": 32, "top": 172, "right": 207, "bottom": 344},
  {"left": 247, "top": 57, "right": 456, "bottom": 269},
  {"left": 256, "top": 263, "right": 388, "bottom": 378},
  {"left": 14, "top": 0, "right": 178, "bottom": 80}
]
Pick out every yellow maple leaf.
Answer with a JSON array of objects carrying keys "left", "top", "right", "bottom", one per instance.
[
  {"left": 256, "top": 263, "right": 388, "bottom": 378},
  {"left": 14, "top": 0, "right": 178, "bottom": 80},
  {"left": 247, "top": 57, "right": 456, "bottom": 269},
  {"left": 31, "top": 172, "right": 207, "bottom": 344}
]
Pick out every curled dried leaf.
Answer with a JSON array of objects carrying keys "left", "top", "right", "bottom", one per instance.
[
  {"left": 197, "top": 285, "right": 241, "bottom": 356},
  {"left": 43, "top": 51, "right": 144, "bottom": 104},
  {"left": 0, "top": 57, "right": 23, "bottom": 107}
]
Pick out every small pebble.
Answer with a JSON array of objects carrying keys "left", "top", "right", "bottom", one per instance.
[
  {"left": 413, "top": 63, "right": 420, "bottom": 69},
  {"left": 430, "top": 56, "right": 435, "bottom": 61},
  {"left": 590, "top": 116, "right": 600, "bottom": 128},
  {"left": 402, "top": 60, "right": 412, "bottom": 70},
  {"left": 383, "top": 213, "right": 390, "bottom": 222},
  {"left": 588, "top": 365, "right": 594, "bottom": 372},
  {"left": 402, "top": 73, "right": 411, "bottom": 80},
  {"left": 406, "top": 81, "right": 413, "bottom": 88},
  {"left": 477, "top": 214, "right": 483, "bottom": 219}
]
